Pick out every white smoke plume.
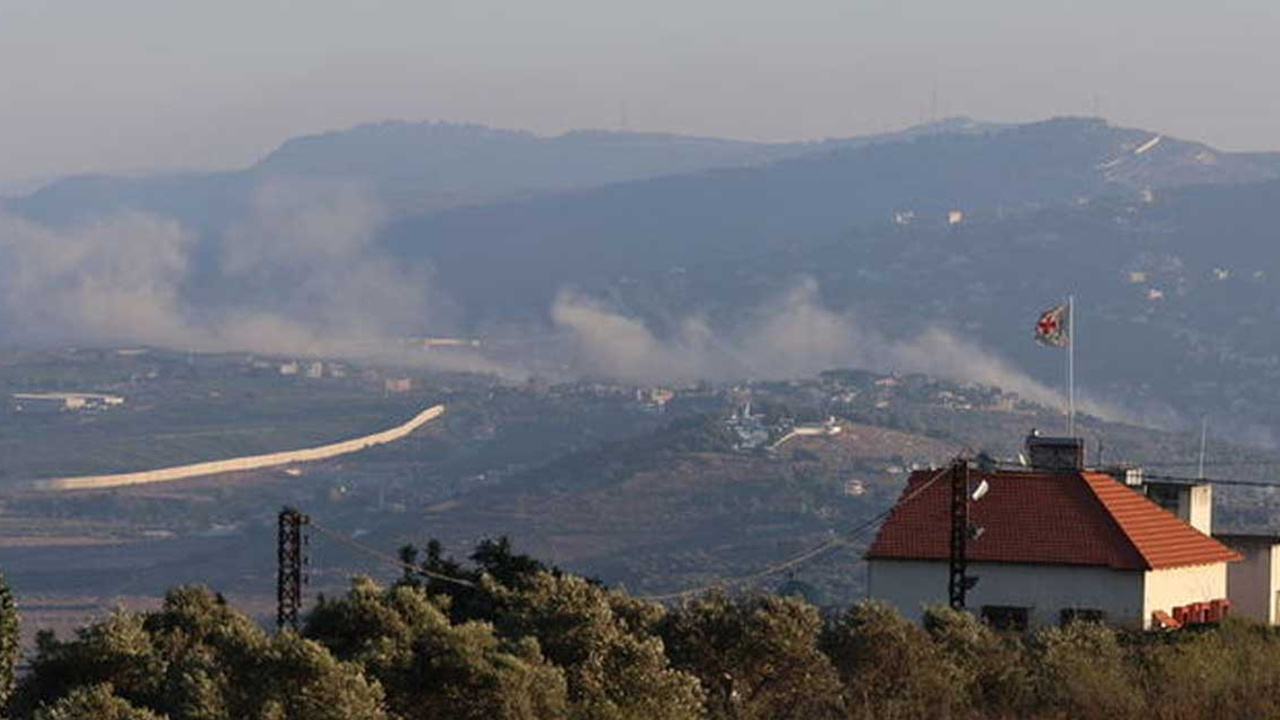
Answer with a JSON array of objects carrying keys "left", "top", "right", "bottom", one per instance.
[
  {"left": 0, "top": 179, "right": 510, "bottom": 374},
  {"left": 553, "top": 279, "right": 1131, "bottom": 422},
  {"left": 0, "top": 210, "right": 195, "bottom": 347}
]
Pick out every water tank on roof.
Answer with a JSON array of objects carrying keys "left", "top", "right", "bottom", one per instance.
[{"left": 1025, "top": 431, "right": 1084, "bottom": 470}]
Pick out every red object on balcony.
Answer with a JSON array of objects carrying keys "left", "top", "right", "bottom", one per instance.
[
  {"left": 1205, "top": 602, "right": 1221, "bottom": 623},
  {"left": 1209, "top": 599, "right": 1231, "bottom": 621}
]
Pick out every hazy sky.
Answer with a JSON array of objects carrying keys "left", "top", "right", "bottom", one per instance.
[{"left": 3, "top": 0, "right": 1278, "bottom": 187}]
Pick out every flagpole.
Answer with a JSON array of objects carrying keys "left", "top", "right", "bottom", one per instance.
[{"left": 1067, "top": 294, "right": 1075, "bottom": 437}]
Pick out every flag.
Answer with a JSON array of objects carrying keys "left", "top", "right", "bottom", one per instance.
[{"left": 1035, "top": 303, "right": 1070, "bottom": 347}]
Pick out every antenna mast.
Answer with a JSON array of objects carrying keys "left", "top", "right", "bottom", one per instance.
[
  {"left": 1198, "top": 417, "right": 1209, "bottom": 480},
  {"left": 1067, "top": 295, "right": 1076, "bottom": 436}
]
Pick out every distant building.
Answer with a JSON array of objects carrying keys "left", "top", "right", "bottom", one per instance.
[
  {"left": 947, "top": 209, "right": 965, "bottom": 226},
  {"left": 725, "top": 402, "right": 770, "bottom": 451},
  {"left": 12, "top": 392, "right": 125, "bottom": 413},
  {"left": 1216, "top": 534, "right": 1280, "bottom": 624},
  {"left": 772, "top": 417, "right": 842, "bottom": 449},
  {"left": 384, "top": 378, "right": 413, "bottom": 394},
  {"left": 637, "top": 387, "right": 675, "bottom": 413},
  {"left": 305, "top": 362, "right": 324, "bottom": 379},
  {"left": 280, "top": 361, "right": 299, "bottom": 376},
  {"left": 867, "top": 466, "right": 1240, "bottom": 630}
]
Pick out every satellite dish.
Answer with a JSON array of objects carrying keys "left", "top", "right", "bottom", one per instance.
[{"left": 971, "top": 479, "right": 990, "bottom": 502}]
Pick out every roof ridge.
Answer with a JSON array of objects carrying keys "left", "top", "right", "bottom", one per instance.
[
  {"left": 867, "top": 469, "right": 1240, "bottom": 571},
  {"left": 1074, "top": 472, "right": 1155, "bottom": 570},
  {"left": 1079, "top": 471, "right": 1241, "bottom": 570}
]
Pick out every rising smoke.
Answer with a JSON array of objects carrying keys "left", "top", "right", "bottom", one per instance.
[
  {"left": 0, "top": 194, "right": 1140, "bottom": 422},
  {"left": 0, "top": 179, "right": 454, "bottom": 358},
  {"left": 552, "top": 279, "right": 1131, "bottom": 422}
]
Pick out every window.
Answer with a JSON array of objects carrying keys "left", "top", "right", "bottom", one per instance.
[
  {"left": 981, "top": 605, "right": 1030, "bottom": 631},
  {"left": 1060, "top": 608, "right": 1105, "bottom": 626}
]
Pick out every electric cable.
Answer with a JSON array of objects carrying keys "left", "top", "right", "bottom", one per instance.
[
  {"left": 640, "top": 463, "right": 955, "bottom": 601},
  {"left": 309, "top": 521, "right": 478, "bottom": 588}
]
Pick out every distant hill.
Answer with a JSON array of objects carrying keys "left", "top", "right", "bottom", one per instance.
[
  {"left": 3, "top": 117, "right": 1007, "bottom": 225},
  {"left": 7, "top": 116, "right": 1280, "bottom": 440},
  {"left": 379, "top": 117, "right": 1280, "bottom": 323}
]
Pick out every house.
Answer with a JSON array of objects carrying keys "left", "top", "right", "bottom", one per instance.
[
  {"left": 384, "top": 378, "right": 413, "bottom": 394},
  {"left": 866, "top": 465, "right": 1240, "bottom": 630}
]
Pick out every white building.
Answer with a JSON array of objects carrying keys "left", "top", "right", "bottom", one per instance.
[
  {"left": 1216, "top": 534, "right": 1280, "bottom": 624},
  {"left": 866, "top": 467, "right": 1240, "bottom": 630}
]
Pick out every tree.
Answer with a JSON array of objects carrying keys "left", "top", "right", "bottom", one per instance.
[
  {"left": 1028, "top": 620, "right": 1143, "bottom": 720},
  {"left": 0, "top": 574, "right": 19, "bottom": 714},
  {"left": 921, "top": 605, "right": 1030, "bottom": 716},
  {"left": 660, "top": 592, "right": 843, "bottom": 720},
  {"left": 17, "top": 586, "right": 387, "bottom": 720},
  {"left": 820, "top": 601, "right": 963, "bottom": 720},
  {"left": 485, "top": 572, "right": 704, "bottom": 720},
  {"left": 32, "top": 684, "right": 165, "bottom": 720},
  {"left": 306, "top": 577, "right": 569, "bottom": 720}
]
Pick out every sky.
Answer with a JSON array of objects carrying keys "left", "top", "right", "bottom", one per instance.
[{"left": 2, "top": 0, "right": 1279, "bottom": 188}]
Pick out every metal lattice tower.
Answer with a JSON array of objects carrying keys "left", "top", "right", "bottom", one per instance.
[
  {"left": 277, "top": 507, "right": 310, "bottom": 631},
  {"left": 948, "top": 459, "right": 969, "bottom": 610}
]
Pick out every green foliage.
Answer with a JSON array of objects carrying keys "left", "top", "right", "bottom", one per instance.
[
  {"left": 1028, "top": 620, "right": 1144, "bottom": 720},
  {"left": 24, "top": 542, "right": 1280, "bottom": 720},
  {"left": 922, "top": 605, "right": 1031, "bottom": 715},
  {"left": 660, "top": 592, "right": 843, "bottom": 720},
  {"left": 1135, "top": 620, "right": 1280, "bottom": 720},
  {"left": 484, "top": 572, "right": 704, "bottom": 720},
  {"left": 306, "top": 577, "right": 569, "bottom": 720},
  {"left": 820, "top": 601, "right": 964, "bottom": 720},
  {"left": 32, "top": 684, "right": 165, "bottom": 720},
  {"left": 18, "top": 587, "right": 386, "bottom": 720},
  {"left": 0, "top": 575, "right": 21, "bottom": 714}
]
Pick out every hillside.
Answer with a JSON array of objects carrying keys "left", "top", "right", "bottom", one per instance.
[
  {"left": 359, "top": 371, "right": 1269, "bottom": 602},
  {"left": 380, "top": 117, "right": 1280, "bottom": 324},
  {"left": 7, "top": 117, "right": 1280, "bottom": 442}
]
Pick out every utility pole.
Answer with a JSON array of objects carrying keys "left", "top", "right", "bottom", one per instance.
[
  {"left": 948, "top": 458, "right": 983, "bottom": 610},
  {"left": 277, "top": 507, "right": 310, "bottom": 632}
]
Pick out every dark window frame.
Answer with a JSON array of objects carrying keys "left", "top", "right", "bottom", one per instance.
[
  {"left": 981, "top": 605, "right": 1030, "bottom": 631},
  {"left": 1060, "top": 608, "right": 1106, "bottom": 626}
]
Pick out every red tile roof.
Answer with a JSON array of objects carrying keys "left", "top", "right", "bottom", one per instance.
[{"left": 866, "top": 469, "right": 1240, "bottom": 571}]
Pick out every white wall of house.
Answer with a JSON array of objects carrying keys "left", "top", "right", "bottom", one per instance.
[
  {"left": 867, "top": 559, "right": 1145, "bottom": 628},
  {"left": 1141, "top": 563, "right": 1228, "bottom": 625},
  {"left": 1220, "top": 540, "right": 1280, "bottom": 624}
]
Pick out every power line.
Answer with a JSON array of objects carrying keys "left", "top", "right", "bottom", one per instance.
[
  {"left": 1140, "top": 472, "right": 1280, "bottom": 489},
  {"left": 640, "top": 463, "right": 954, "bottom": 602},
  {"left": 1140, "top": 459, "right": 1280, "bottom": 469},
  {"left": 302, "top": 462, "right": 959, "bottom": 605},
  {"left": 308, "top": 522, "right": 478, "bottom": 589}
]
